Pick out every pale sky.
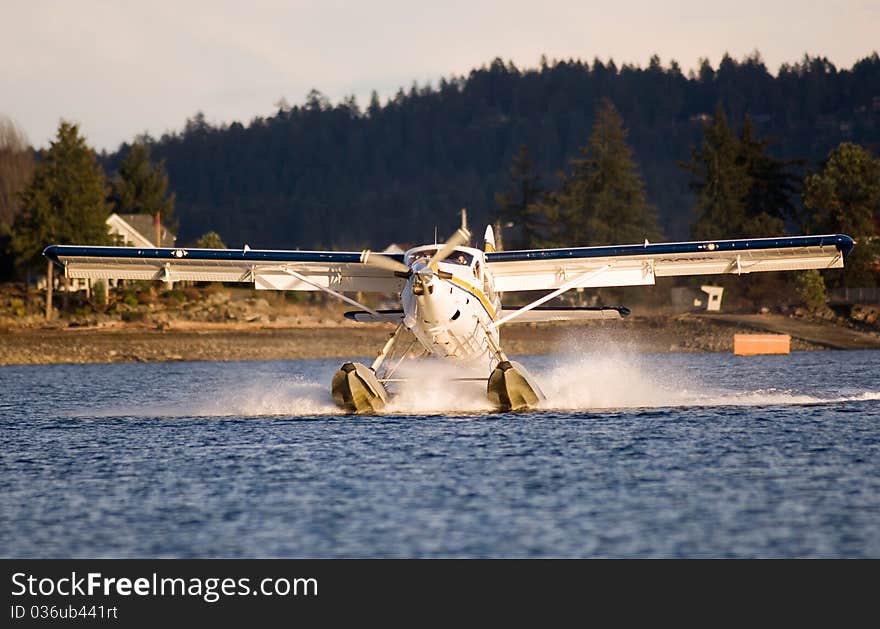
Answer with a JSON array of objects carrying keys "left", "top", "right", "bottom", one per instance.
[{"left": 2, "top": 0, "right": 878, "bottom": 151}]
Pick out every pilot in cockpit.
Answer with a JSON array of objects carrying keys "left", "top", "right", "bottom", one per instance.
[{"left": 412, "top": 252, "right": 432, "bottom": 266}]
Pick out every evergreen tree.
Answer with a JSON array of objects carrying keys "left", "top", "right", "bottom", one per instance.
[
  {"left": 493, "top": 145, "right": 544, "bottom": 249},
  {"left": 0, "top": 116, "right": 34, "bottom": 232},
  {"left": 0, "top": 117, "right": 34, "bottom": 279},
  {"left": 367, "top": 90, "right": 381, "bottom": 117},
  {"left": 738, "top": 116, "right": 803, "bottom": 230},
  {"left": 795, "top": 269, "right": 828, "bottom": 310},
  {"left": 110, "top": 142, "right": 175, "bottom": 224},
  {"left": 682, "top": 106, "right": 804, "bottom": 240},
  {"left": 195, "top": 230, "right": 226, "bottom": 249},
  {"left": 11, "top": 121, "right": 110, "bottom": 273},
  {"left": 550, "top": 99, "right": 661, "bottom": 246},
  {"left": 682, "top": 103, "right": 751, "bottom": 240},
  {"left": 804, "top": 142, "right": 880, "bottom": 286}
]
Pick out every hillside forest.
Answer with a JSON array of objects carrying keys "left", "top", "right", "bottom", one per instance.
[{"left": 2, "top": 52, "right": 879, "bottom": 294}]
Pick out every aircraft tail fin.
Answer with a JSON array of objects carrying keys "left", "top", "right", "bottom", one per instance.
[{"left": 484, "top": 224, "right": 496, "bottom": 253}]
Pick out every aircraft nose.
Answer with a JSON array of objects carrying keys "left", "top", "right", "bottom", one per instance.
[
  {"left": 413, "top": 277, "right": 434, "bottom": 296},
  {"left": 411, "top": 266, "right": 435, "bottom": 296}
]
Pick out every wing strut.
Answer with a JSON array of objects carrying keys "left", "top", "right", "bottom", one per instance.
[
  {"left": 488, "top": 264, "right": 613, "bottom": 330},
  {"left": 280, "top": 267, "right": 390, "bottom": 320}
]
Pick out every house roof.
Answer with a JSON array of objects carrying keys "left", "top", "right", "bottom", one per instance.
[
  {"left": 382, "top": 243, "right": 406, "bottom": 254},
  {"left": 107, "top": 213, "right": 176, "bottom": 247}
]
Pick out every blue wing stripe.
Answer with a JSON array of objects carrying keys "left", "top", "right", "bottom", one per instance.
[
  {"left": 43, "top": 245, "right": 406, "bottom": 267},
  {"left": 485, "top": 234, "right": 854, "bottom": 263},
  {"left": 43, "top": 234, "right": 855, "bottom": 268}
]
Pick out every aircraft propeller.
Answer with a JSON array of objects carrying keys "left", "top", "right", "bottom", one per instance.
[
  {"left": 359, "top": 250, "right": 410, "bottom": 275},
  {"left": 427, "top": 227, "right": 471, "bottom": 270},
  {"left": 360, "top": 227, "right": 471, "bottom": 281}
]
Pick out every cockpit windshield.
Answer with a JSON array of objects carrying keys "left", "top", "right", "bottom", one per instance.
[
  {"left": 447, "top": 251, "right": 473, "bottom": 266},
  {"left": 408, "top": 249, "right": 437, "bottom": 266},
  {"left": 407, "top": 249, "right": 474, "bottom": 266}
]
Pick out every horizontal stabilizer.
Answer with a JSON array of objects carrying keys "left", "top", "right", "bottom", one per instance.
[
  {"left": 498, "top": 306, "right": 630, "bottom": 323},
  {"left": 344, "top": 309, "right": 405, "bottom": 323}
]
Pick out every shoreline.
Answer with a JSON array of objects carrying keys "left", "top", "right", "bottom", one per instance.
[{"left": 5, "top": 313, "right": 875, "bottom": 366}]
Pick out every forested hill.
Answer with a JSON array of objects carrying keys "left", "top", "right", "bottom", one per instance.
[{"left": 106, "top": 53, "right": 880, "bottom": 249}]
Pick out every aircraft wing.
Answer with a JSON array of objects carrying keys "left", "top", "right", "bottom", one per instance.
[
  {"left": 43, "top": 245, "right": 406, "bottom": 293},
  {"left": 485, "top": 234, "right": 854, "bottom": 293}
]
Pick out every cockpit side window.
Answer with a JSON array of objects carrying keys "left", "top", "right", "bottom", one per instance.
[{"left": 448, "top": 251, "right": 473, "bottom": 266}]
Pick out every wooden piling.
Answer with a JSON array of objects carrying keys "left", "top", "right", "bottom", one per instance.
[{"left": 45, "top": 259, "right": 53, "bottom": 320}]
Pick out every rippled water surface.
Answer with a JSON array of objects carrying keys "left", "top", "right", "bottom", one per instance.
[{"left": 2, "top": 349, "right": 879, "bottom": 557}]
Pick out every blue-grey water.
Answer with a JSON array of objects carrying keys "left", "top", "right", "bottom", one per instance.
[{"left": 1, "top": 349, "right": 878, "bottom": 558}]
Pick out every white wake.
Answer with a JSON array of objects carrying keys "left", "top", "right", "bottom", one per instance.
[{"left": 74, "top": 354, "right": 880, "bottom": 418}]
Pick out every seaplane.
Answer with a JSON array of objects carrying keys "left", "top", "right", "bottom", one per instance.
[{"left": 44, "top": 216, "right": 854, "bottom": 413}]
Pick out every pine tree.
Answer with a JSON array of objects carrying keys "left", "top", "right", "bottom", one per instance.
[
  {"left": 11, "top": 121, "right": 110, "bottom": 273},
  {"left": 110, "top": 142, "right": 175, "bottom": 224},
  {"left": 682, "top": 103, "right": 751, "bottom": 240},
  {"left": 195, "top": 230, "right": 226, "bottom": 249},
  {"left": 738, "top": 116, "right": 801, "bottom": 232},
  {"left": 493, "top": 145, "right": 544, "bottom": 249},
  {"left": 0, "top": 116, "right": 34, "bottom": 232},
  {"left": 795, "top": 269, "right": 828, "bottom": 311},
  {"left": 551, "top": 99, "right": 661, "bottom": 246},
  {"left": 0, "top": 117, "right": 34, "bottom": 279},
  {"left": 804, "top": 142, "right": 880, "bottom": 286},
  {"left": 683, "top": 108, "right": 802, "bottom": 240},
  {"left": 367, "top": 90, "right": 381, "bottom": 117}
]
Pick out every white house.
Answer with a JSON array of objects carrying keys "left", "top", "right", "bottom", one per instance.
[
  {"left": 40, "top": 213, "right": 177, "bottom": 295},
  {"left": 106, "top": 213, "right": 176, "bottom": 248}
]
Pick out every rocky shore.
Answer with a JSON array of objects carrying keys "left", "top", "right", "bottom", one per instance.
[
  {"left": 0, "top": 315, "right": 834, "bottom": 366},
  {"left": 2, "top": 283, "right": 878, "bottom": 365}
]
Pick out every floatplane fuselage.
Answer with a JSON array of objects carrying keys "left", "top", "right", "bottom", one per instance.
[
  {"left": 338, "top": 226, "right": 547, "bottom": 413},
  {"left": 401, "top": 244, "right": 499, "bottom": 363}
]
